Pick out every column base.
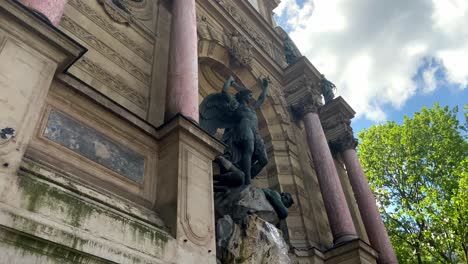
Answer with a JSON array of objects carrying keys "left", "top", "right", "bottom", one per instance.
[
  {"left": 326, "top": 239, "right": 378, "bottom": 264},
  {"left": 333, "top": 234, "right": 359, "bottom": 247}
]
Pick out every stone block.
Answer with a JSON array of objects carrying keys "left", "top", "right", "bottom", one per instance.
[
  {"left": 325, "top": 239, "right": 378, "bottom": 264},
  {"left": 156, "top": 116, "right": 224, "bottom": 264},
  {"left": 0, "top": 0, "right": 84, "bottom": 175}
]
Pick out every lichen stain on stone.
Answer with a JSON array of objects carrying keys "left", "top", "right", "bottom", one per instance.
[
  {"left": 18, "top": 173, "right": 96, "bottom": 228},
  {"left": 17, "top": 172, "right": 169, "bottom": 249},
  {"left": 2, "top": 226, "right": 93, "bottom": 263}
]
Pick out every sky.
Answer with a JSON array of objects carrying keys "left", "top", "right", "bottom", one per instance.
[{"left": 273, "top": 0, "right": 468, "bottom": 133}]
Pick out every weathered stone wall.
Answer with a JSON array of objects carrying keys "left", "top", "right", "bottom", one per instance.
[
  {"left": 58, "top": 0, "right": 167, "bottom": 125},
  {"left": 0, "top": 0, "right": 380, "bottom": 263}
]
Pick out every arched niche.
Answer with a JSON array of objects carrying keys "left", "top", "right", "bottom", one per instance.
[{"left": 197, "top": 41, "right": 279, "bottom": 189}]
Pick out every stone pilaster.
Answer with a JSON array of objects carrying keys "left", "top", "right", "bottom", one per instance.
[
  {"left": 0, "top": 0, "right": 84, "bottom": 175},
  {"left": 156, "top": 116, "right": 224, "bottom": 264}
]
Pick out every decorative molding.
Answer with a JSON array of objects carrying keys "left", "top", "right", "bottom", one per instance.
[
  {"left": 283, "top": 74, "right": 314, "bottom": 97},
  {"left": 321, "top": 114, "right": 351, "bottom": 130},
  {"left": 285, "top": 74, "right": 323, "bottom": 119},
  {"left": 268, "top": 82, "right": 291, "bottom": 125},
  {"left": 224, "top": 31, "right": 253, "bottom": 68},
  {"left": 61, "top": 16, "right": 151, "bottom": 86},
  {"left": 97, "top": 0, "right": 154, "bottom": 23},
  {"left": 215, "top": 0, "right": 285, "bottom": 64},
  {"left": 75, "top": 58, "right": 148, "bottom": 110},
  {"left": 332, "top": 131, "right": 358, "bottom": 152},
  {"left": 68, "top": 0, "right": 152, "bottom": 63},
  {"left": 197, "top": 15, "right": 225, "bottom": 45},
  {"left": 318, "top": 96, "right": 357, "bottom": 152},
  {"left": 180, "top": 145, "right": 213, "bottom": 246}
]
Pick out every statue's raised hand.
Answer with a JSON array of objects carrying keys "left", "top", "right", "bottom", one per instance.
[
  {"left": 227, "top": 76, "right": 236, "bottom": 86},
  {"left": 261, "top": 77, "right": 270, "bottom": 90}
]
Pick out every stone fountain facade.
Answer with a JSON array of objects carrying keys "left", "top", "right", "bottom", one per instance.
[{"left": 0, "top": 0, "right": 396, "bottom": 263}]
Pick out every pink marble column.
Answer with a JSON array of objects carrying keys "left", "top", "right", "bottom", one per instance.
[
  {"left": 303, "top": 111, "right": 358, "bottom": 245},
  {"left": 165, "top": 0, "right": 199, "bottom": 122},
  {"left": 19, "top": 0, "right": 68, "bottom": 26},
  {"left": 342, "top": 147, "right": 398, "bottom": 264}
]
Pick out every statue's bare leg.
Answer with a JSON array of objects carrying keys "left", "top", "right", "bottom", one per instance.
[
  {"left": 241, "top": 139, "right": 254, "bottom": 185},
  {"left": 251, "top": 138, "right": 268, "bottom": 178}
]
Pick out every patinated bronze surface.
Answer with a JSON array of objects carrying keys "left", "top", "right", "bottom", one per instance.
[
  {"left": 200, "top": 76, "right": 269, "bottom": 186},
  {"left": 320, "top": 74, "right": 336, "bottom": 103}
]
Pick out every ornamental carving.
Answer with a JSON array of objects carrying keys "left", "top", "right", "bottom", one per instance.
[
  {"left": 196, "top": 15, "right": 224, "bottom": 44},
  {"left": 61, "top": 16, "right": 151, "bottom": 86},
  {"left": 283, "top": 74, "right": 316, "bottom": 97},
  {"left": 225, "top": 31, "right": 253, "bottom": 68},
  {"left": 330, "top": 130, "right": 358, "bottom": 152},
  {"left": 321, "top": 114, "right": 351, "bottom": 130},
  {"left": 290, "top": 98, "right": 322, "bottom": 118},
  {"left": 97, "top": 0, "right": 153, "bottom": 24},
  {"left": 284, "top": 74, "right": 323, "bottom": 119},
  {"left": 75, "top": 58, "right": 148, "bottom": 110},
  {"left": 69, "top": 0, "right": 152, "bottom": 62},
  {"left": 215, "top": 0, "right": 280, "bottom": 62}
]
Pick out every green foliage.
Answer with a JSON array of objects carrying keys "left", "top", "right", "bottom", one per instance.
[{"left": 357, "top": 104, "right": 468, "bottom": 264}]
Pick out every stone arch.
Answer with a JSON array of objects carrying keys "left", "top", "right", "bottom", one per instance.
[
  {"left": 197, "top": 37, "right": 287, "bottom": 189},
  {"left": 197, "top": 23, "right": 315, "bottom": 249}
]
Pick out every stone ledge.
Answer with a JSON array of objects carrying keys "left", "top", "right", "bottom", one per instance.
[
  {"left": 0, "top": 0, "right": 86, "bottom": 72},
  {"left": 0, "top": 225, "right": 115, "bottom": 264},
  {"left": 0, "top": 170, "right": 176, "bottom": 264}
]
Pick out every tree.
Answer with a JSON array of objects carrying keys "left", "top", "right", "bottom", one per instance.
[{"left": 357, "top": 104, "right": 468, "bottom": 264}]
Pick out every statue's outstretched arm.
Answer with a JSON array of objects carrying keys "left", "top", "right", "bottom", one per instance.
[{"left": 253, "top": 78, "right": 269, "bottom": 110}]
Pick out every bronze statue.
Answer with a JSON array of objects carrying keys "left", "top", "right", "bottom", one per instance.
[
  {"left": 200, "top": 76, "right": 269, "bottom": 186},
  {"left": 320, "top": 74, "right": 336, "bottom": 103},
  {"left": 262, "top": 189, "right": 294, "bottom": 220}
]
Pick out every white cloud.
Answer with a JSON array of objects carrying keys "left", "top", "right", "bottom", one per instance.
[
  {"left": 275, "top": 0, "right": 468, "bottom": 122},
  {"left": 422, "top": 62, "right": 438, "bottom": 93}
]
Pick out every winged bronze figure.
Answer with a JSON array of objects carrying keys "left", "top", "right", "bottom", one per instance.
[{"left": 200, "top": 76, "right": 270, "bottom": 187}]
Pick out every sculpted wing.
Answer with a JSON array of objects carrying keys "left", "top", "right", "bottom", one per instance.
[{"left": 199, "top": 92, "right": 239, "bottom": 135}]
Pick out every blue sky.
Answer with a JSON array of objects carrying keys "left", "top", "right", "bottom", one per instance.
[{"left": 274, "top": 0, "right": 468, "bottom": 133}]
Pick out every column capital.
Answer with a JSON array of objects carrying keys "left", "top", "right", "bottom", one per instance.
[
  {"left": 333, "top": 131, "right": 358, "bottom": 152},
  {"left": 318, "top": 97, "right": 358, "bottom": 152},
  {"left": 283, "top": 57, "right": 324, "bottom": 120}
]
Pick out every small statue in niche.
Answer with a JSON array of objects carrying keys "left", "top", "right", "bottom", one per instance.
[
  {"left": 283, "top": 36, "right": 301, "bottom": 65},
  {"left": 276, "top": 27, "right": 302, "bottom": 65},
  {"left": 200, "top": 76, "right": 269, "bottom": 186},
  {"left": 320, "top": 74, "right": 336, "bottom": 104}
]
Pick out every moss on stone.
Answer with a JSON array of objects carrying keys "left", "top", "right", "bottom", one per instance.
[{"left": 17, "top": 172, "right": 169, "bottom": 248}]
